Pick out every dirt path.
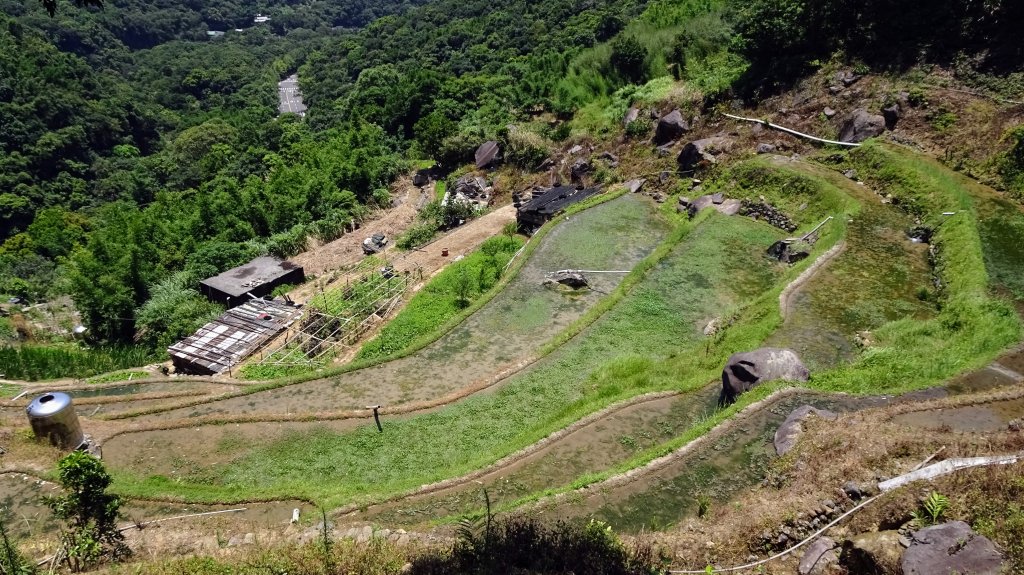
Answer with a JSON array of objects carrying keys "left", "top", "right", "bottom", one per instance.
[{"left": 290, "top": 177, "right": 424, "bottom": 278}]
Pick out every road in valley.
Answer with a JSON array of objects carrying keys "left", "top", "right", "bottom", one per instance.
[{"left": 277, "top": 74, "right": 307, "bottom": 116}]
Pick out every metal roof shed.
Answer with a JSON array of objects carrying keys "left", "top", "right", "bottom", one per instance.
[
  {"left": 199, "top": 256, "right": 305, "bottom": 308},
  {"left": 168, "top": 299, "right": 302, "bottom": 375}
]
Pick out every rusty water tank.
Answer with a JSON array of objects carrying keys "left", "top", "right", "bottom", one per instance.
[{"left": 26, "top": 392, "right": 85, "bottom": 449}]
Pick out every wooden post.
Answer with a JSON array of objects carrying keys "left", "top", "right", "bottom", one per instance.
[{"left": 367, "top": 405, "right": 383, "bottom": 432}]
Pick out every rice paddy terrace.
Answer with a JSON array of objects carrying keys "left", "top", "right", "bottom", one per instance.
[{"left": 5, "top": 142, "right": 1024, "bottom": 567}]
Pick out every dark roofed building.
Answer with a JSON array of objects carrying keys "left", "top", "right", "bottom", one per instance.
[
  {"left": 199, "top": 256, "right": 305, "bottom": 308},
  {"left": 516, "top": 185, "right": 602, "bottom": 231}
]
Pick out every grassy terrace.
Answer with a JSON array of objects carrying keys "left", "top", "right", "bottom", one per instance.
[{"left": 106, "top": 147, "right": 1022, "bottom": 514}]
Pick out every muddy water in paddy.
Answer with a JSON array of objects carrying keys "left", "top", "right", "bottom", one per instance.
[
  {"left": 0, "top": 473, "right": 60, "bottom": 537},
  {"left": 767, "top": 200, "right": 934, "bottom": 370},
  {"left": 131, "top": 195, "right": 670, "bottom": 421},
  {"left": 536, "top": 392, "right": 888, "bottom": 533}
]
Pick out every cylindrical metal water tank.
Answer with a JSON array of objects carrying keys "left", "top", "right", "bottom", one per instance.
[{"left": 26, "top": 392, "right": 85, "bottom": 450}]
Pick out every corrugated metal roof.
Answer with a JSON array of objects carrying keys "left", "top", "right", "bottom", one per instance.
[{"left": 168, "top": 299, "right": 302, "bottom": 374}]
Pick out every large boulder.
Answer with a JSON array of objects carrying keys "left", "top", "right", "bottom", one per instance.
[
  {"left": 654, "top": 109, "right": 689, "bottom": 144},
  {"left": 720, "top": 348, "right": 809, "bottom": 405},
  {"left": 843, "top": 530, "right": 905, "bottom": 574},
  {"left": 475, "top": 141, "right": 500, "bottom": 169},
  {"left": 775, "top": 405, "right": 838, "bottom": 455},
  {"left": 882, "top": 104, "right": 902, "bottom": 131},
  {"left": 678, "top": 137, "right": 732, "bottom": 173},
  {"left": 902, "top": 521, "right": 1003, "bottom": 575},
  {"left": 623, "top": 107, "right": 640, "bottom": 127},
  {"left": 839, "top": 109, "right": 886, "bottom": 143}
]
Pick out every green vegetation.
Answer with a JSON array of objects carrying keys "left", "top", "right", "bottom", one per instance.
[
  {"left": 358, "top": 235, "right": 524, "bottom": 361},
  {"left": 85, "top": 371, "right": 149, "bottom": 385},
  {"left": 0, "top": 345, "right": 158, "bottom": 382},
  {"left": 45, "top": 452, "right": 129, "bottom": 572}
]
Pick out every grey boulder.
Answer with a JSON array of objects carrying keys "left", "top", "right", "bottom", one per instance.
[
  {"left": 902, "top": 521, "right": 1003, "bottom": 575},
  {"left": 678, "top": 137, "right": 732, "bottom": 172},
  {"left": 720, "top": 348, "right": 809, "bottom": 406},
  {"left": 654, "top": 109, "right": 689, "bottom": 145},
  {"left": 799, "top": 537, "right": 840, "bottom": 575},
  {"left": 839, "top": 109, "right": 886, "bottom": 143}
]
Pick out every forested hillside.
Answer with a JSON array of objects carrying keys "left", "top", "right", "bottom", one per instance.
[{"left": 1, "top": 0, "right": 1022, "bottom": 366}]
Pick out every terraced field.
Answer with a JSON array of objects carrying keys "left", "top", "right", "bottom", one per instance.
[{"left": 6, "top": 144, "right": 1024, "bottom": 567}]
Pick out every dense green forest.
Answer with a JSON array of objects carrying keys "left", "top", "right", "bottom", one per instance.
[{"left": 1, "top": 0, "right": 1022, "bottom": 364}]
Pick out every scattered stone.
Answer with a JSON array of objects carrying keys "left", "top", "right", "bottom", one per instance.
[
  {"left": 835, "top": 70, "right": 862, "bottom": 87},
  {"left": 799, "top": 537, "right": 839, "bottom": 575},
  {"left": 652, "top": 193, "right": 666, "bottom": 203},
  {"left": 654, "top": 109, "right": 690, "bottom": 144},
  {"left": 659, "top": 170, "right": 672, "bottom": 184},
  {"left": 757, "top": 143, "right": 777, "bottom": 154},
  {"left": 844, "top": 531, "right": 904, "bottom": 574},
  {"left": 624, "top": 178, "right": 646, "bottom": 194},
  {"left": 703, "top": 317, "right": 722, "bottom": 336},
  {"left": 843, "top": 169, "right": 858, "bottom": 180},
  {"left": 775, "top": 405, "right": 838, "bottom": 455},
  {"left": 882, "top": 104, "right": 902, "bottom": 130},
  {"left": 475, "top": 140, "right": 500, "bottom": 169},
  {"left": 829, "top": 85, "right": 843, "bottom": 95},
  {"left": 596, "top": 151, "right": 619, "bottom": 164},
  {"left": 902, "top": 521, "right": 1003, "bottom": 575},
  {"left": 678, "top": 137, "right": 733, "bottom": 173},
  {"left": 719, "top": 348, "right": 809, "bottom": 405},
  {"left": 569, "top": 144, "right": 584, "bottom": 155},
  {"left": 842, "top": 481, "right": 879, "bottom": 500},
  {"left": 356, "top": 525, "right": 373, "bottom": 543},
  {"left": 716, "top": 199, "right": 742, "bottom": 216},
  {"left": 623, "top": 107, "right": 640, "bottom": 127},
  {"left": 711, "top": 192, "right": 724, "bottom": 204},
  {"left": 823, "top": 107, "right": 837, "bottom": 119},
  {"left": 544, "top": 270, "right": 589, "bottom": 289},
  {"left": 655, "top": 144, "right": 674, "bottom": 157},
  {"left": 839, "top": 109, "right": 886, "bottom": 143},
  {"left": 907, "top": 226, "right": 933, "bottom": 243},
  {"left": 290, "top": 508, "right": 300, "bottom": 524},
  {"left": 678, "top": 196, "right": 691, "bottom": 207}
]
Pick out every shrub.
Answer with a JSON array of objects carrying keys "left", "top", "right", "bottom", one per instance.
[
  {"left": 503, "top": 126, "right": 551, "bottom": 169},
  {"left": 44, "top": 453, "right": 129, "bottom": 572},
  {"left": 408, "top": 515, "right": 664, "bottom": 575}
]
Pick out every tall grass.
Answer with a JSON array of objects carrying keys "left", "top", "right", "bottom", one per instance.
[{"left": 0, "top": 344, "right": 161, "bottom": 381}]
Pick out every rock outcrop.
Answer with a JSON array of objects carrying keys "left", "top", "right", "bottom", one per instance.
[
  {"left": 475, "top": 141, "right": 500, "bottom": 169},
  {"left": 719, "top": 348, "right": 809, "bottom": 405},
  {"left": 799, "top": 537, "right": 840, "bottom": 575},
  {"left": 838, "top": 109, "right": 886, "bottom": 143}
]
